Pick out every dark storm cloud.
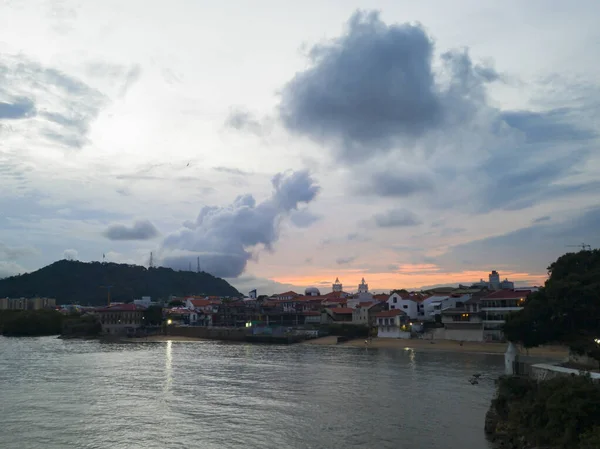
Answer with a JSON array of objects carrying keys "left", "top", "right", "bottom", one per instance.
[
  {"left": 0, "top": 97, "right": 36, "bottom": 119},
  {"left": 279, "top": 11, "right": 441, "bottom": 161},
  {"left": 160, "top": 170, "right": 320, "bottom": 278},
  {"left": 271, "top": 10, "right": 600, "bottom": 215},
  {"left": 358, "top": 167, "right": 435, "bottom": 197},
  {"left": 373, "top": 208, "right": 422, "bottom": 228},
  {"left": 103, "top": 220, "right": 159, "bottom": 241}
]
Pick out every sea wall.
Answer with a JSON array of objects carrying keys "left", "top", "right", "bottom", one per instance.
[{"left": 166, "top": 326, "right": 247, "bottom": 341}]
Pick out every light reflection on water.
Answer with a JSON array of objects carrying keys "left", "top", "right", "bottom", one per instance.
[{"left": 0, "top": 337, "right": 501, "bottom": 449}]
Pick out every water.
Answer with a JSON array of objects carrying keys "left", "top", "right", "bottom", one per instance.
[{"left": 0, "top": 336, "right": 502, "bottom": 449}]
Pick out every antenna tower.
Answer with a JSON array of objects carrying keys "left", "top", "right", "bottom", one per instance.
[
  {"left": 149, "top": 252, "right": 154, "bottom": 268},
  {"left": 566, "top": 243, "right": 592, "bottom": 251},
  {"left": 197, "top": 257, "right": 200, "bottom": 273}
]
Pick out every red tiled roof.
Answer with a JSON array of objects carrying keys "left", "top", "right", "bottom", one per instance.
[
  {"left": 302, "top": 311, "right": 321, "bottom": 316},
  {"left": 331, "top": 307, "right": 354, "bottom": 314},
  {"left": 322, "top": 298, "right": 347, "bottom": 303},
  {"left": 275, "top": 291, "right": 300, "bottom": 297},
  {"left": 324, "top": 291, "right": 347, "bottom": 298},
  {"left": 189, "top": 299, "right": 212, "bottom": 307},
  {"left": 357, "top": 301, "right": 376, "bottom": 308},
  {"left": 373, "top": 294, "right": 389, "bottom": 300},
  {"left": 96, "top": 304, "right": 144, "bottom": 313},
  {"left": 482, "top": 289, "right": 532, "bottom": 300},
  {"left": 375, "top": 309, "right": 406, "bottom": 318}
]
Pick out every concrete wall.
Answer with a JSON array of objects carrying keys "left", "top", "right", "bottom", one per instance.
[
  {"left": 530, "top": 364, "right": 600, "bottom": 382},
  {"left": 377, "top": 329, "right": 411, "bottom": 339},
  {"left": 166, "top": 326, "right": 248, "bottom": 341},
  {"left": 443, "top": 328, "right": 484, "bottom": 342}
]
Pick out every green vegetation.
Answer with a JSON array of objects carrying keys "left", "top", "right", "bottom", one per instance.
[
  {"left": 0, "top": 310, "right": 65, "bottom": 336},
  {"left": 0, "top": 260, "right": 242, "bottom": 306},
  {"left": 504, "top": 250, "right": 600, "bottom": 365},
  {"left": 492, "top": 375, "right": 600, "bottom": 449},
  {"left": 62, "top": 314, "right": 101, "bottom": 337},
  {"left": 143, "top": 305, "right": 164, "bottom": 326}
]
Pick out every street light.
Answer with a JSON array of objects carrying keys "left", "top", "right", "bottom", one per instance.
[{"left": 167, "top": 319, "right": 172, "bottom": 325}]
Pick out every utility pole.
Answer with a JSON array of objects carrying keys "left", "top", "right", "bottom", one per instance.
[
  {"left": 149, "top": 252, "right": 154, "bottom": 269},
  {"left": 100, "top": 285, "right": 113, "bottom": 306}
]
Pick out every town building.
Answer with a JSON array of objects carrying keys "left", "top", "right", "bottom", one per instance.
[
  {"left": 472, "top": 270, "right": 514, "bottom": 290},
  {"left": 332, "top": 277, "right": 343, "bottom": 292},
  {"left": 352, "top": 302, "right": 386, "bottom": 326},
  {"left": 481, "top": 289, "right": 531, "bottom": 341},
  {"left": 387, "top": 292, "right": 420, "bottom": 320},
  {"left": 96, "top": 303, "right": 146, "bottom": 336},
  {"left": 375, "top": 310, "right": 410, "bottom": 338},
  {"left": 439, "top": 293, "right": 488, "bottom": 342},
  {"left": 0, "top": 297, "right": 56, "bottom": 310}
]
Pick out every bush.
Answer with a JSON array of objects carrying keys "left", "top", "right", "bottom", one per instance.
[{"left": 493, "top": 375, "right": 600, "bottom": 449}]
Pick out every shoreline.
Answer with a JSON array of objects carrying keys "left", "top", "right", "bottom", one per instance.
[
  {"left": 302, "top": 336, "right": 569, "bottom": 359},
  {"left": 115, "top": 334, "right": 569, "bottom": 359}
]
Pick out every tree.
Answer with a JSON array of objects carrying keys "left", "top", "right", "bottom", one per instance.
[
  {"left": 168, "top": 300, "right": 184, "bottom": 308},
  {"left": 143, "top": 305, "right": 164, "bottom": 325},
  {"left": 504, "top": 249, "right": 600, "bottom": 365}
]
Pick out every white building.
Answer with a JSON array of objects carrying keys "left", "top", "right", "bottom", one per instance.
[
  {"left": 473, "top": 270, "right": 514, "bottom": 290},
  {"left": 387, "top": 293, "right": 420, "bottom": 320},
  {"left": 375, "top": 310, "right": 410, "bottom": 339},
  {"left": 332, "top": 277, "right": 343, "bottom": 292}
]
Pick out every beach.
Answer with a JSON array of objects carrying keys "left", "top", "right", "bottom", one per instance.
[
  {"left": 122, "top": 334, "right": 568, "bottom": 359},
  {"left": 303, "top": 336, "right": 569, "bottom": 359}
]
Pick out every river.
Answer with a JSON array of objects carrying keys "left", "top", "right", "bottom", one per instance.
[{"left": 0, "top": 336, "right": 501, "bottom": 449}]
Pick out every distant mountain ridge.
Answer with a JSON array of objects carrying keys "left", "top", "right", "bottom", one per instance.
[{"left": 0, "top": 260, "right": 242, "bottom": 305}]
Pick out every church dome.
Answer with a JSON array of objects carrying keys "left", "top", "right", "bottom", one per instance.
[{"left": 305, "top": 287, "right": 321, "bottom": 296}]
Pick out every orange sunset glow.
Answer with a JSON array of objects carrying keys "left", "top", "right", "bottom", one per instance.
[{"left": 270, "top": 264, "right": 548, "bottom": 292}]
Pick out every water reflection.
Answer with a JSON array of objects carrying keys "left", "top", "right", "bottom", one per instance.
[{"left": 0, "top": 338, "right": 501, "bottom": 449}]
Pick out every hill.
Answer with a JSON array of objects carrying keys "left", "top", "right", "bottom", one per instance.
[{"left": 0, "top": 260, "right": 242, "bottom": 305}]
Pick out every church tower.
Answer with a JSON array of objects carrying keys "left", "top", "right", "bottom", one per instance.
[
  {"left": 358, "top": 277, "right": 369, "bottom": 294},
  {"left": 332, "top": 277, "right": 343, "bottom": 292}
]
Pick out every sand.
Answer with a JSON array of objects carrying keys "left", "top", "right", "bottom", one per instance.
[
  {"left": 303, "top": 336, "right": 569, "bottom": 359},
  {"left": 119, "top": 334, "right": 569, "bottom": 360}
]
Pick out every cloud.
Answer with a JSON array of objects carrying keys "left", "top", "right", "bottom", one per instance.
[
  {"left": 336, "top": 256, "right": 356, "bottom": 265},
  {"left": 0, "top": 243, "right": 38, "bottom": 261},
  {"left": 225, "top": 108, "right": 266, "bottom": 135},
  {"left": 160, "top": 170, "right": 320, "bottom": 278},
  {"left": 533, "top": 216, "right": 551, "bottom": 224},
  {"left": 501, "top": 108, "right": 596, "bottom": 144},
  {"left": 435, "top": 206, "right": 600, "bottom": 274},
  {"left": 0, "top": 261, "right": 27, "bottom": 279},
  {"left": 272, "top": 10, "right": 599, "bottom": 214},
  {"left": 63, "top": 249, "right": 79, "bottom": 260},
  {"left": 289, "top": 208, "right": 321, "bottom": 228},
  {"left": 279, "top": 11, "right": 441, "bottom": 161},
  {"left": 103, "top": 220, "right": 159, "bottom": 241},
  {"left": 373, "top": 208, "right": 422, "bottom": 227},
  {"left": 0, "top": 97, "right": 36, "bottom": 120},
  {"left": 0, "top": 54, "right": 106, "bottom": 149},
  {"left": 213, "top": 166, "right": 251, "bottom": 176}
]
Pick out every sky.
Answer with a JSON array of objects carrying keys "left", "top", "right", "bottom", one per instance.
[{"left": 1, "top": 0, "right": 600, "bottom": 295}]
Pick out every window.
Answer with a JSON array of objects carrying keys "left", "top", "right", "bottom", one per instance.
[
  {"left": 403, "top": 305, "right": 408, "bottom": 309},
  {"left": 391, "top": 305, "right": 395, "bottom": 309},
  {"left": 393, "top": 298, "right": 397, "bottom": 304}
]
